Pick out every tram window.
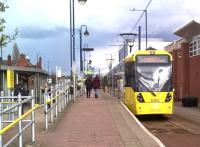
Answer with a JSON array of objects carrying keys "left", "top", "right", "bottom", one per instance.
[{"left": 125, "top": 62, "right": 135, "bottom": 87}]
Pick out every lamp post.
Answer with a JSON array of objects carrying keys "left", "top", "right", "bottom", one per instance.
[
  {"left": 82, "top": 44, "right": 94, "bottom": 70},
  {"left": 79, "top": 25, "right": 89, "bottom": 74},
  {"left": 69, "top": 0, "right": 87, "bottom": 102},
  {"left": 83, "top": 43, "right": 88, "bottom": 71},
  {"left": 106, "top": 54, "right": 114, "bottom": 96},
  {"left": 130, "top": 8, "right": 147, "bottom": 50}
]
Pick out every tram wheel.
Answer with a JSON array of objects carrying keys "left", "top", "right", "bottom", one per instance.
[{"left": 182, "top": 96, "right": 198, "bottom": 107}]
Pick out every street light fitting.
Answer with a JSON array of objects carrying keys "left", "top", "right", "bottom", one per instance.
[
  {"left": 130, "top": 8, "right": 146, "bottom": 12},
  {"left": 83, "top": 29, "right": 89, "bottom": 36},
  {"left": 119, "top": 33, "right": 137, "bottom": 44},
  {"left": 89, "top": 59, "right": 92, "bottom": 64},
  {"left": 80, "top": 25, "right": 90, "bottom": 72},
  {"left": 78, "top": 0, "right": 87, "bottom": 5},
  {"left": 119, "top": 33, "right": 137, "bottom": 38}
]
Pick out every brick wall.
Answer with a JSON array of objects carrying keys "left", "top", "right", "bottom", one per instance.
[
  {"left": 189, "top": 55, "right": 200, "bottom": 100},
  {"left": 170, "top": 42, "right": 190, "bottom": 100}
]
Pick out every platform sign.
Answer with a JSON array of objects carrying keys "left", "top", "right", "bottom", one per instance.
[
  {"left": 7, "top": 69, "right": 14, "bottom": 89},
  {"left": 56, "top": 66, "right": 61, "bottom": 78}
]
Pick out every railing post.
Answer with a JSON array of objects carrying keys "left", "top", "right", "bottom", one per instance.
[
  {"left": 69, "top": 82, "right": 71, "bottom": 101},
  {"left": 67, "top": 85, "right": 69, "bottom": 104},
  {"left": 65, "top": 82, "right": 67, "bottom": 105},
  {"left": 62, "top": 82, "right": 64, "bottom": 110},
  {"left": 58, "top": 83, "right": 61, "bottom": 113},
  {"left": 11, "top": 91, "right": 15, "bottom": 121},
  {"left": 44, "top": 92, "right": 48, "bottom": 130},
  {"left": 18, "top": 93, "right": 23, "bottom": 147},
  {"left": 8, "top": 89, "right": 12, "bottom": 121},
  {"left": 31, "top": 90, "right": 36, "bottom": 144},
  {"left": 50, "top": 86, "right": 53, "bottom": 123},
  {"left": 0, "top": 97, "right": 3, "bottom": 147},
  {"left": 55, "top": 84, "right": 58, "bottom": 118},
  {"left": 60, "top": 82, "right": 62, "bottom": 111}
]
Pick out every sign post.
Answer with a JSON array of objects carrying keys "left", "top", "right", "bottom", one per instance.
[{"left": 7, "top": 69, "right": 14, "bottom": 89}]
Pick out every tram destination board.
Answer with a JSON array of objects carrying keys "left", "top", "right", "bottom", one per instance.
[{"left": 136, "top": 55, "right": 169, "bottom": 64}]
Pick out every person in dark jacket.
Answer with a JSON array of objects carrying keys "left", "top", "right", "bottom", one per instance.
[
  {"left": 14, "top": 83, "right": 27, "bottom": 114},
  {"left": 85, "top": 76, "right": 93, "bottom": 98},
  {"left": 92, "top": 75, "right": 100, "bottom": 98}
]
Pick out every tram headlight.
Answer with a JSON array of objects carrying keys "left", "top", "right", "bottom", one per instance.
[
  {"left": 165, "top": 93, "right": 172, "bottom": 102},
  {"left": 137, "top": 93, "right": 145, "bottom": 102}
]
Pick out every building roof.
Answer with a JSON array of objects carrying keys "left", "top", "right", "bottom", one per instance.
[
  {"left": 0, "top": 65, "right": 48, "bottom": 75},
  {"left": 173, "top": 18, "right": 200, "bottom": 38},
  {"left": 164, "top": 38, "right": 187, "bottom": 52}
]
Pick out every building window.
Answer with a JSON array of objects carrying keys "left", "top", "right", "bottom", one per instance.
[
  {"left": 178, "top": 49, "right": 182, "bottom": 57},
  {"left": 189, "top": 35, "right": 200, "bottom": 57}
]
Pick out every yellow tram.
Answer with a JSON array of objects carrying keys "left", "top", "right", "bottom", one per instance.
[{"left": 124, "top": 49, "right": 174, "bottom": 115}]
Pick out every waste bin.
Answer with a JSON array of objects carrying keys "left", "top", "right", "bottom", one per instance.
[{"left": 182, "top": 96, "right": 198, "bottom": 107}]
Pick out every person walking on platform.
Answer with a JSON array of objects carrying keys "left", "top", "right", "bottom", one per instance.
[
  {"left": 85, "top": 76, "right": 93, "bottom": 98},
  {"left": 92, "top": 75, "right": 100, "bottom": 98},
  {"left": 41, "top": 83, "right": 51, "bottom": 108}
]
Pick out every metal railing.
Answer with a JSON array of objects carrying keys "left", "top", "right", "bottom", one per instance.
[
  {"left": 44, "top": 80, "right": 72, "bottom": 130},
  {"left": 0, "top": 90, "right": 39, "bottom": 147}
]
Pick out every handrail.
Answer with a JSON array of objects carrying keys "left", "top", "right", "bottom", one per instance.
[
  {"left": 1, "top": 97, "right": 33, "bottom": 114},
  {"left": 45, "top": 90, "right": 65, "bottom": 104},
  {"left": 0, "top": 96, "right": 32, "bottom": 99},
  {"left": 43, "top": 81, "right": 73, "bottom": 130},
  {"left": 45, "top": 82, "right": 70, "bottom": 96},
  {"left": 0, "top": 102, "right": 16, "bottom": 104},
  {"left": 0, "top": 90, "right": 37, "bottom": 147},
  {"left": 0, "top": 104, "right": 39, "bottom": 135}
]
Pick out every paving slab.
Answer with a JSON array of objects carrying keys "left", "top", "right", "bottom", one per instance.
[{"left": 33, "top": 91, "right": 161, "bottom": 147}]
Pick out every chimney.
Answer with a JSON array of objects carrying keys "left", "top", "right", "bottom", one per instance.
[
  {"left": 7, "top": 54, "right": 12, "bottom": 66},
  {"left": 20, "top": 54, "right": 26, "bottom": 59},
  {"left": 39, "top": 57, "right": 42, "bottom": 68},
  {"left": 16, "top": 53, "right": 28, "bottom": 67}
]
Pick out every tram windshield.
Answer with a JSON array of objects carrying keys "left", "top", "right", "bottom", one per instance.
[{"left": 135, "top": 55, "right": 172, "bottom": 92}]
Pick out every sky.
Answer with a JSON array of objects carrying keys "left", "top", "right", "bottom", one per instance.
[{"left": 2, "top": 0, "right": 200, "bottom": 75}]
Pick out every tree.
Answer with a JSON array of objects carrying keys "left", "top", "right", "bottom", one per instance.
[
  {"left": 12, "top": 42, "right": 20, "bottom": 60},
  {"left": 0, "top": 2, "right": 18, "bottom": 61}
]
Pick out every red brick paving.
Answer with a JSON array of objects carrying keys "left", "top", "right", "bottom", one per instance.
[
  {"left": 35, "top": 93, "right": 124, "bottom": 147},
  {"left": 32, "top": 91, "right": 160, "bottom": 147}
]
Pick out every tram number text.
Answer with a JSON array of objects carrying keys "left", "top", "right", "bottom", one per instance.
[{"left": 151, "top": 99, "right": 160, "bottom": 103}]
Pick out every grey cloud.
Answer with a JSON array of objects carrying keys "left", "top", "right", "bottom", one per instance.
[
  {"left": 148, "top": 31, "right": 179, "bottom": 42},
  {"left": 19, "top": 26, "right": 68, "bottom": 39},
  {"left": 80, "top": 29, "right": 117, "bottom": 48}
]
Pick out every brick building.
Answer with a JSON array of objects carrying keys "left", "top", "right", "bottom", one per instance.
[
  {"left": 165, "top": 19, "right": 200, "bottom": 101},
  {"left": 0, "top": 54, "right": 48, "bottom": 104}
]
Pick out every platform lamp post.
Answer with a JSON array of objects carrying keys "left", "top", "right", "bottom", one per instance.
[
  {"left": 79, "top": 25, "right": 89, "bottom": 74},
  {"left": 130, "top": 8, "right": 148, "bottom": 50},
  {"left": 82, "top": 47, "right": 94, "bottom": 75},
  {"left": 69, "top": 0, "right": 87, "bottom": 102},
  {"left": 106, "top": 54, "right": 114, "bottom": 96}
]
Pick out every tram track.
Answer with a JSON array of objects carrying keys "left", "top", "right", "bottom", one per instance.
[{"left": 138, "top": 114, "right": 200, "bottom": 147}]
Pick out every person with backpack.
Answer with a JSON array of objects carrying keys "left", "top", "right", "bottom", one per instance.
[
  {"left": 92, "top": 75, "right": 100, "bottom": 98},
  {"left": 85, "top": 76, "right": 93, "bottom": 98}
]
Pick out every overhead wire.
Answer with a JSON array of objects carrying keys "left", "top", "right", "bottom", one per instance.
[
  {"left": 130, "top": 0, "right": 152, "bottom": 34},
  {"left": 108, "top": 0, "right": 153, "bottom": 63}
]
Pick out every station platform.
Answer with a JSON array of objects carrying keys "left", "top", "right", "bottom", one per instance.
[{"left": 33, "top": 91, "right": 163, "bottom": 147}]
